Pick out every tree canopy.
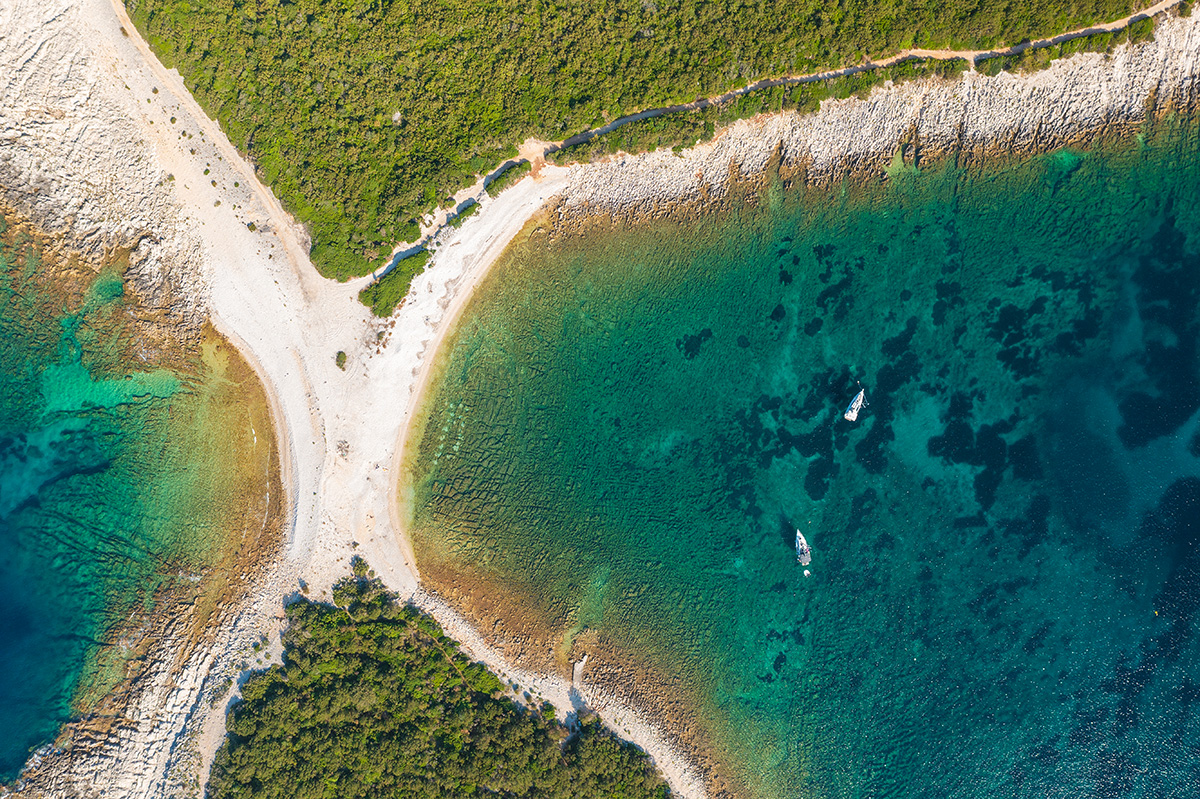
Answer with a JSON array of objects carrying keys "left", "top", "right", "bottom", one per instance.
[{"left": 208, "top": 572, "right": 668, "bottom": 799}]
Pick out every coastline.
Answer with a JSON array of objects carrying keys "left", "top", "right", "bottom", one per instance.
[
  {"left": 0, "top": 1, "right": 1197, "bottom": 798},
  {"left": 0, "top": 202, "right": 284, "bottom": 793},
  {"left": 389, "top": 8, "right": 1200, "bottom": 797},
  {"left": 554, "top": 10, "right": 1198, "bottom": 219}
]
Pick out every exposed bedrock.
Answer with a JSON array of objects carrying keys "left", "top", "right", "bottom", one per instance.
[{"left": 560, "top": 11, "right": 1200, "bottom": 219}]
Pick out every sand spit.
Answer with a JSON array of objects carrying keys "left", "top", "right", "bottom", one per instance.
[
  {"left": 0, "top": 0, "right": 1198, "bottom": 796},
  {"left": 1, "top": 0, "right": 574, "bottom": 794}
]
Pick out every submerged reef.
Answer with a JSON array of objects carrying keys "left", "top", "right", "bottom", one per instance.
[{"left": 0, "top": 207, "right": 281, "bottom": 784}]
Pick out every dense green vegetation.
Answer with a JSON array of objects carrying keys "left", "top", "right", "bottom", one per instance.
[
  {"left": 208, "top": 570, "right": 667, "bottom": 799},
  {"left": 358, "top": 249, "right": 430, "bottom": 317},
  {"left": 485, "top": 162, "right": 532, "bottom": 198},
  {"left": 449, "top": 200, "right": 480, "bottom": 228},
  {"left": 127, "top": 0, "right": 1146, "bottom": 280},
  {"left": 976, "top": 16, "right": 1157, "bottom": 74}
]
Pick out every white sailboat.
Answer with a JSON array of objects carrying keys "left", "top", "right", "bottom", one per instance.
[
  {"left": 795, "top": 528, "right": 812, "bottom": 567},
  {"left": 844, "top": 384, "right": 867, "bottom": 422}
]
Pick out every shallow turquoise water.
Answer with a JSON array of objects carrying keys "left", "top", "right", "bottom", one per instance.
[
  {"left": 0, "top": 221, "right": 270, "bottom": 781},
  {"left": 408, "top": 121, "right": 1200, "bottom": 798}
]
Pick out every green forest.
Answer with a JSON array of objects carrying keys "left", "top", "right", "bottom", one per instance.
[
  {"left": 207, "top": 567, "right": 668, "bottom": 799},
  {"left": 127, "top": 0, "right": 1145, "bottom": 281}
]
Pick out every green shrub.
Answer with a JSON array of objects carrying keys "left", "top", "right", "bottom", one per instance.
[
  {"left": 396, "top": 219, "right": 421, "bottom": 242},
  {"left": 1128, "top": 15, "right": 1156, "bottom": 42},
  {"left": 449, "top": 200, "right": 481, "bottom": 228},
  {"left": 550, "top": 106, "right": 724, "bottom": 165},
  {"left": 484, "top": 161, "right": 531, "bottom": 197},
  {"left": 358, "top": 249, "right": 431, "bottom": 317}
]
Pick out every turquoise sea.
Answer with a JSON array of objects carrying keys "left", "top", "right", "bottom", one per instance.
[
  {"left": 405, "top": 118, "right": 1200, "bottom": 798},
  {"left": 0, "top": 215, "right": 278, "bottom": 781}
]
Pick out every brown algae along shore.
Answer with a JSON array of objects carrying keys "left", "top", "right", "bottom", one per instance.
[{"left": 0, "top": 205, "right": 284, "bottom": 788}]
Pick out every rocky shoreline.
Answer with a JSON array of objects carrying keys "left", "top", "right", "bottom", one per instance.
[
  {"left": 421, "top": 9, "right": 1200, "bottom": 798},
  {"left": 554, "top": 8, "right": 1199, "bottom": 224},
  {"left": 0, "top": 0, "right": 1198, "bottom": 796},
  {"left": 0, "top": 1, "right": 298, "bottom": 796}
]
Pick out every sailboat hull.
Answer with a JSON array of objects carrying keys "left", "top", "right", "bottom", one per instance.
[
  {"left": 795, "top": 529, "right": 812, "bottom": 566},
  {"left": 844, "top": 389, "right": 866, "bottom": 421}
]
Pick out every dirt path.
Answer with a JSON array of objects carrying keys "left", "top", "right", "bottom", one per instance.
[
  {"left": 526, "top": 0, "right": 1183, "bottom": 162},
  {"left": 365, "top": 0, "right": 1180, "bottom": 283}
]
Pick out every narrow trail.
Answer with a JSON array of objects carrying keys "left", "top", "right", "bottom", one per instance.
[
  {"left": 369, "top": 0, "right": 1181, "bottom": 284},
  {"left": 542, "top": 0, "right": 1183, "bottom": 157}
]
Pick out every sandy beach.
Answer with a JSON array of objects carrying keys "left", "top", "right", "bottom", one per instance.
[{"left": 2, "top": 0, "right": 1199, "bottom": 794}]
